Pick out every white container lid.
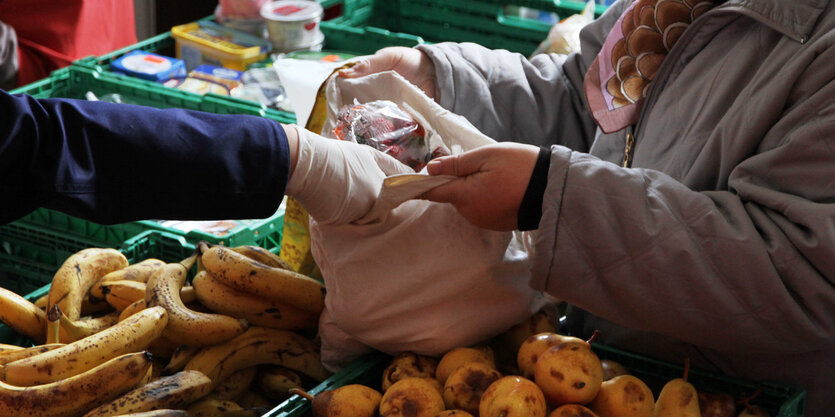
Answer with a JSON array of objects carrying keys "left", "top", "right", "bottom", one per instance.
[{"left": 260, "top": 0, "right": 323, "bottom": 22}]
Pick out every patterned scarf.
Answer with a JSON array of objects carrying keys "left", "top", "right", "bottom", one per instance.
[{"left": 584, "top": 0, "right": 715, "bottom": 133}]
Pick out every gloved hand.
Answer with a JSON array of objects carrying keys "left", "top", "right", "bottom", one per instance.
[
  {"left": 285, "top": 125, "right": 414, "bottom": 225},
  {"left": 338, "top": 46, "right": 438, "bottom": 101}
]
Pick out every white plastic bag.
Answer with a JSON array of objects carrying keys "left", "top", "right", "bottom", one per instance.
[
  {"left": 530, "top": 0, "right": 596, "bottom": 57},
  {"left": 311, "top": 71, "right": 548, "bottom": 370}
]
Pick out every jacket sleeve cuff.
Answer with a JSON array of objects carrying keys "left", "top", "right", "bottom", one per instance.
[
  {"left": 517, "top": 146, "right": 553, "bottom": 231},
  {"left": 528, "top": 145, "right": 573, "bottom": 292}
]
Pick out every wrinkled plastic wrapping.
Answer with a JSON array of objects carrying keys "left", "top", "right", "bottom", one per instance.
[{"left": 333, "top": 99, "right": 449, "bottom": 171}]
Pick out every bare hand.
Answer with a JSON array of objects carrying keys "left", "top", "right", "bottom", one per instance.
[
  {"left": 421, "top": 143, "right": 540, "bottom": 231},
  {"left": 338, "top": 47, "right": 437, "bottom": 100}
]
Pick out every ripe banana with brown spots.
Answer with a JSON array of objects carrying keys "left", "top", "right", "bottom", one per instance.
[
  {"left": 257, "top": 365, "right": 303, "bottom": 402},
  {"left": 199, "top": 244, "right": 324, "bottom": 314},
  {"left": 100, "top": 280, "right": 147, "bottom": 311},
  {"left": 119, "top": 299, "right": 148, "bottom": 322},
  {"left": 145, "top": 256, "right": 247, "bottom": 347},
  {"left": 184, "top": 326, "right": 330, "bottom": 390},
  {"left": 58, "top": 311, "right": 121, "bottom": 342},
  {"left": 0, "top": 343, "right": 64, "bottom": 365},
  {"left": 87, "top": 258, "right": 164, "bottom": 302},
  {"left": 117, "top": 287, "right": 197, "bottom": 323},
  {"left": 3, "top": 306, "right": 168, "bottom": 386},
  {"left": 229, "top": 245, "right": 293, "bottom": 270},
  {"left": 37, "top": 293, "right": 109, "bottom": 316},
  {"left": 111, "top": 410, "right": 189, "bottom": 417},
  {"left": 0, "top": 343, "right": 23, "bottom": 352},
  {"left": 208, "top": 366, "right": 258, "bottom": 401},
  {"left": 47, "top": 248, "right": 129, "bottom": 322},
  {"left": 163, "top": 344, "right": 202, "bottom": 375},
  {"left": 82, "top": 370, "right": 213, "bottom": 417},
  {"left": 0, "top": 286, "right": 46, "bottom": 344},
  {"left": 0, "top": 351, "right": 153, "bottom": 417},
  {"left": 101, "top": 258, "right": 166, "bottom": 284},
  {"left": 192, "top": 270, "right": 318, "bottom": 330}
]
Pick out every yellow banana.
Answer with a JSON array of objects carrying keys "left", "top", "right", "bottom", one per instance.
[
  {"left": 200, "top": 244, "right": 324, "bottom": 314},
  {"left": 0, "top": 351, "right": 152, "bottom": 417},
  {"left": 4, "top": 306, "right": 167, "bottom": 386},
  {"left": 47, "top": 305, "right": 61, "bottom": 344},
  {"left": 257, "top": 365, "right": 303, "bottom": 402},
  {"left": 193, "top": 270, "right": 318, "bottom": 330},
  {"left": 34, "top": 294, "right": 47, "bottom": 310},
  {"left": 82, "top": 370, "right": 213, "bottom": 417},
  {"left": 0, "top": 343, "right": 23, "bottom": 352},
  {"left": 184, "top": 326, "right": 330, "bottom": 390},
  {"left": 100, "top": 258, "right": 166, "bottom": 284},
  {"left": 119, "top": 298, "right": 147, "bottom": 322},
  {"left": 230, "top": 245, "right": 292, "bottom": 270},
  {"left": 0, "top": 343, "right": 64, "bottom": 365},
  {"left": 58, "top": 311, "right": 120, "bottom": 342},
  {"left": 0, "top": 286, "right": 47, "bottom": 344},
  {"left": 47, "top": 248, "right": 129, "bottom": 321},
  {"left": 180, "top": 286, "right": 197, "bottom": 304},
  {"left": 209, "top": 366, "right": 258, "bottom": 401},
  {"left": 117, "top": 287, "right": 197, "bottom": 323},
  {"left": 101, "top": 280, "right": 147, "bottom": 311},
  {"left": 187, "top": 398, "right": 269, "bottom": 417},
  {"left": 111, "top": 410, "right": 189, "bottom": 417},
  {"left": 187, "top": 398, "right": 243, "bottom": 417},
  {"left": 163, "top": 344, "right": 202, "bottom": 376},
  {"left": 146, "top": 256, "right": 247, "bottom": 347},
  {"left": 37, "top": 293, "right": 109, "bottom": 316}
]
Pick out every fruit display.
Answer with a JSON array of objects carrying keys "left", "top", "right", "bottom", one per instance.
[
  {"left": 0, "top": 243, "right": 329, "bottom": 417},
  {"left": 0, "top": 242, "right": 798, "bottom": 417},
  {"left": 288, "top": 311, "right": 784, "bottom": 417}
]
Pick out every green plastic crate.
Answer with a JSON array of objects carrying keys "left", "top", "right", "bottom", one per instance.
[
  {"left": 0, "top": 230, "right": 195, "bottom": 347},
  {"left": 6, "top": 65, "right": 286, "bottom": 249},
  {"left": 0, "top": 216, "right": 132, "bottom": 296},
  {"left": 323, "top": 0, "right": 607, "bottom": 56},
  {"left": 70, "top": 6, "right": 424, "bottom": 125},
  {"left": 267, "top": 344, "right": 805, "bottom": 417}
]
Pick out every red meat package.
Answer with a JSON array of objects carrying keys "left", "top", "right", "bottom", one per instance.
[{"left": 333, "top": 100, "right": 447, "bottom": 171}]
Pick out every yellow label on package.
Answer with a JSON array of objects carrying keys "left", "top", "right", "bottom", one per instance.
[{"left": 279, "top": 63, "right": 357, "bottom": 280}]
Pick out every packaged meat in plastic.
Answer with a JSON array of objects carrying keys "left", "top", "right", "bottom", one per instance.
[{"left": 333, "top": 99, "right": 446, "bottom": 171}]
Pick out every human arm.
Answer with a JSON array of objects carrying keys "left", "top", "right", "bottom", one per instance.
[
  {"left": 424, "top": 76, "right": 835, "bottom": 359},
  {"left": 0, "top": 91, "right": 407, "bottom": 226},
  {"left": 0, "top": 90, "right": 292, "bottom": 225}
]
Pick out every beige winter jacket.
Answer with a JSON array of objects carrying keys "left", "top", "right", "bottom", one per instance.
[{"left": 419, "top": 0, "right": 835, "bottom": 415}]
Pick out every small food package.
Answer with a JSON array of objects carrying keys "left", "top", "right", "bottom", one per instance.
[
  {"left": 164, "top": 64, "right": 244, "bottom": 96},
  {"left": 332, "top": 99, "right": 448, "bottom": 172}
]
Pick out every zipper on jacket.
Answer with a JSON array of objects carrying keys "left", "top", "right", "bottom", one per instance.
[
  {"left": 629, "top": 7, "right": 730, "bottom": 161},
  {"left": 622, "top": 132, "right": 635, "bottom": 168}
]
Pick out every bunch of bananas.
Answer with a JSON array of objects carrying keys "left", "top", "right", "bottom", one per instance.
[{"left": 0, "top": 244, "right": 332, "bottom": 417}]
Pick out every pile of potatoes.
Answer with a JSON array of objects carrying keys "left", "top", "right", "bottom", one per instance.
[{"left": 298, "top": 309, "right": 771, "bottom": 417}]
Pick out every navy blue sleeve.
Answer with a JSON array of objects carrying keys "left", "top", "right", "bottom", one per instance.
[{"left": 0, "top": 90, "right": 290, "bottom": 225}]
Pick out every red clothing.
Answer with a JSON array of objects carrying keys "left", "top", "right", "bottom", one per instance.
[{"left": 0, "top": 0, "right": 137, "bottom": 86}]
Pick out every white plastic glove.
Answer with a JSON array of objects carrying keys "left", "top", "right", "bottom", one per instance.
[{"left": 285, "top": 125, "right": 414, "bottom": 225}]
